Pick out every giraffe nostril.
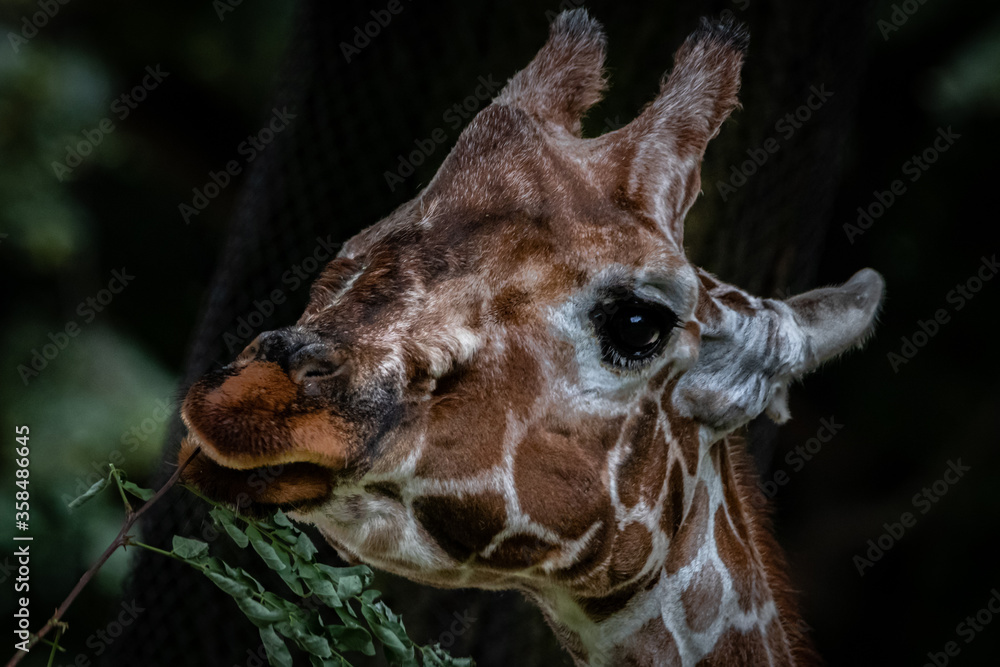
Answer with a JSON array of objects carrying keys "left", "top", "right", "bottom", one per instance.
[
  {"left": 292, "top": 363, "right": 336, "bottom": 385},
  {"left": 289, "top": 343, "right": 345, "bottom": 384}
]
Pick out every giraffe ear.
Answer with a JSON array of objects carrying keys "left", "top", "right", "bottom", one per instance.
[
  {"left": 675, "top": 269, "right": 884, "bottom": 430},
  {"left": 765, "top": 268, "right": 885, "bottom": 423},
  {"left": 495, "top": 9, "right": 607, "bottom": 136},
  {"left": 784, "top": 268, "right": 886, "bottom": 375},
  {"left": 596, "top": 17, "right": 748, "bottom": 246}
]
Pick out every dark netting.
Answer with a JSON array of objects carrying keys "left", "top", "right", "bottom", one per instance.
[{"left": 105, "top": 1, "right": 870, "bottom": 664}]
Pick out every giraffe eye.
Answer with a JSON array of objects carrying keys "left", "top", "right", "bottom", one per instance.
[{"left": 591, "top": 299, "right": 679, "bottom": 367}]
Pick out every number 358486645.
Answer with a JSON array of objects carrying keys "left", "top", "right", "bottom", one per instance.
[{"left": 15, "top": 426, "right": 29, "bottom": 526}]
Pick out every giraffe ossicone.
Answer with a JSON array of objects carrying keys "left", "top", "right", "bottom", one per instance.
[{"left": 180, "top": 10, "right": 883, "bottom": 665}]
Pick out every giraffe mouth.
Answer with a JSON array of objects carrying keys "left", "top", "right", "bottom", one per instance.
[
  {"left": 178, "top": 430, "right": 338, "bottom": 517},
  {"left": 175, "top": 358, "right": 360, "bottom": 516}
]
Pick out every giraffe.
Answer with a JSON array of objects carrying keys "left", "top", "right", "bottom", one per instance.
[{"left": 179, "top": 10, "right": 884, "bottom": 665}]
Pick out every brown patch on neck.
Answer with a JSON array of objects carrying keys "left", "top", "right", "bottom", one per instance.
[
  {"left": 515, "top": 425, "right": 610, "bottom": 541},
  {"left": 416, "top": 360, "right": 514, "bottom": 479},
  {"left": 665, "top": 480, "right": 710, "bottom": 575},
  {"left": 615, "top": 617, "right": 682, "bottom": 666},
  {"left": 608, "top": 522, "right": 654, "bottom": 585},
  {"left": 715, "top": 494, "right": 767, "bottom": 614},
  {"left": 477, "top": 533, "right": 559, "bottom": 570},
  {"left": 617, "top": 398, "right": 667, "bottom": 509},
  {"left": 660, "top": 379, "right": 701, "bottom": 476},
  {"left": 765, "top": 617, "right": 795, "bottom": 667},
  {"left": 695, "top": 626, "right": 768, "bottom": 666},
  {"left": 577, "top": 575, "right": 650, "bottom": 621},
  {"left": 674, "top": 416, "right": 701, "bottom": 477},
  {"left": 681, "top": 560, "right": 724, "bottom": 633},
  {"left": 411, "top": 492, "right": 506, "bottom": 561}
]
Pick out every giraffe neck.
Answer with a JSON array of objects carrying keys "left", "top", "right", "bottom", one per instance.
[{"left": 535, "top": 436, "right": 816, "bottom": 667}]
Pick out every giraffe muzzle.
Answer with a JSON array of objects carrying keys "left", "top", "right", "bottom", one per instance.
[{"left": 177, "top": 330, "right": 364, "bottom": 511}]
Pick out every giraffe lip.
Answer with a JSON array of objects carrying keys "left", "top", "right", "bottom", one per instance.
[
  {"left": 178, "top": 433, "right": 337, "bottom": 513},
  {"left": 178, "top": 376, "right": 353, "bottom": 474}
]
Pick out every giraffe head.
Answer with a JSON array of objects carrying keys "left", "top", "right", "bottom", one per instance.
[{"left": 180, "top": 9, "right": 881, "bottom": 660}]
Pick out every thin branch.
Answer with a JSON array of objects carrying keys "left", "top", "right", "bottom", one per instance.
[{"left": 5, "top": 447, "right": 202, "bottom": 667}]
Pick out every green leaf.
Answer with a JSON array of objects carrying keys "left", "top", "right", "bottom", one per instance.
[
  {"left": 171, "top": 535, "right": 209, "bottom": 560},
  {"left": 312, "top": 590, "right": 342, "bottom": 608},
  {"left": 296, "top": 631, "right": 332, "bottom": 658},
  {"left": 421, "top": 649, "right": 444, "bottom": 667},
  {"left": 296, "top": 561, "right": 323, "bottom": 580},
  {"left": 260, "top": 625, "right": 293, "bottom": 667},
  {"left": 276, "top": 563, "right": 305, "bottom": 596},
  {"left": 173, "top": 489, "right": 468, "bottom": 666},
  {"left": 200, "top": 556, "right": 225, "bottom": 574},
  {"left": 421, "top": 648, "right": 446, "bottom": 667},
  {"left": 121, "top": 480, "right": 155, "bottom": 500},
  {"left": 211, "top": 507, "right": 250, "bottom": 548},
  {"left": 336, "top": 575, "right": 362, "bottom": 600},
  {"left": 223, "top": 522, "right": 250, "bottom": 548},
  {"left": 224, "top": 563, "right": 265, "bottom": 594},
  {"left": 205, "top": 571, "right": 250, "bottom": 599},
  {"left": 252, "top": 516, "right": 277, "bottom": 531},
  {"left": 333, "top": 602, "right": 361, "bottom": 624},
  {"left": 274, "top": 528, "right": 300, "bottom": 545},
  {"left": 67, "top": 477, "right": 108, "bottom": 509},
  {"left": 328, "top": 624, "right": 374, "bottom": 656},
  {"left": 237, "top": 597, "right": 287, "bottom": 626},
  {"left": 293, "top": 532, "right": 319, "bottom": 560},
  {"left": 300, "top": 569, "right": 338, "bottom": 602},
  {"left": 246, "top": 526, "right": 287, "bottom": 571},
  {"left": 421, "top": 645, "right": 474, "bottom": 667},
  {"left": 262, "top": 592, "right": 306, "bottom": 623},
  {"left": 318, "top": 564, "right": 373, "bottom": 587},
  {"left": 361, "top": 602, "right": 415, "bottom": 666},
  {"left": 262, "top": 591, "right": 301, "bottom": 613}
]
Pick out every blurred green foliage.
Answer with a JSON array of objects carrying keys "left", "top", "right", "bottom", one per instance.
[{"left": 0, "top": 1, "right": 294, "bottom": 663}]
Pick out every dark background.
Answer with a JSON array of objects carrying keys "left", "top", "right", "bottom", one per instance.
[{"left": 1, "top": 0, "right": 998, "bottom": 665}]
